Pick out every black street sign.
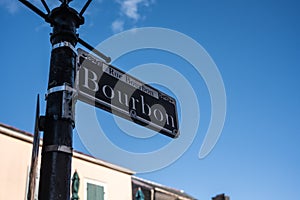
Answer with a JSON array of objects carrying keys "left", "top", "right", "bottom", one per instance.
[{"left": 77, "top": 48, "right": 179, "bottom": 138}]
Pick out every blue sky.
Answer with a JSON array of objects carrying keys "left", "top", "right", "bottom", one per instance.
[{"left": 1, "top": 0, "right": 300, "bottom": 199}]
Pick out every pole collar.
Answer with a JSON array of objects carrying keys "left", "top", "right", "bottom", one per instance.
[
  {"left": 52, "top": 41, "right": 77, "bottom": 55},
  {"left": 46, "top": 83, "right": 77, "bottom": 97},
  {"left": 44, "top": 145, "right": 73, "bottom": 154}
]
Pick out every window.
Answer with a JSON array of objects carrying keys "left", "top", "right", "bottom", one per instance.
[{"left": 85, "top": 180, "right": 106, "bottom": 200}]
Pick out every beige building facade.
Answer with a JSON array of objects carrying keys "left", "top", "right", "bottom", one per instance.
[
  {"left": 0, "top": 123, "right": 197, "bottom": 200},
  {"left": 0, "top": 123, "right": 134, "bottom": 200}
]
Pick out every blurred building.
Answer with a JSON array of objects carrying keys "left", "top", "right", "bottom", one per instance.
[
  {"left": 212, "top": 193, "right": 230, "bottom": 200},
  {"left": 132, "top": 176, "right": 197, "bottom": 200},
  {"left": 0, "top": 123, "right": 196, "bottom": 200}
]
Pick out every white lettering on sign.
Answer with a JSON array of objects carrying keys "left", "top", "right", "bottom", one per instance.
[
  {"left": 103, "top": 64, "right": 159, "bottom": 99},
  {"left": 82, "top": 67, "right": 99, "bottom": 92},
  {"left": 81, "top": 66, "right": 175, "bottom": 128},
  {"left": 77, "top": 48, "right": 179, "bottom": 137}
]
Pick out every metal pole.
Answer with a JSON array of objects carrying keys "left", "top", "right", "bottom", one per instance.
[
  {"left": 38, "top": 3, "right": 83, "bottom": 200},
  {"left": 27, "top": 95, "right": 40, "bottom": 200}
]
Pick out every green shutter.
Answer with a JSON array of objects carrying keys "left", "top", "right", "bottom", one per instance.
[{"left": 87, "top": 183, "right": 105, "bottom": 200}]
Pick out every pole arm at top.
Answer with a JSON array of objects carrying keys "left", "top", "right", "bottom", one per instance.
[
  {"left": 19, "top": 0, "right": 48, "bottom": 20},
  {"left": 41, "top": 0, "right": 51, "bottom": 14},
  {"left": 80, "top": 0, "right": 92, "bottom": 16}
]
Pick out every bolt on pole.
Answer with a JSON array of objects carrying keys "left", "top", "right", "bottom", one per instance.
[{"left": 38, "top": 3, "right": 83, "bottom": 200}]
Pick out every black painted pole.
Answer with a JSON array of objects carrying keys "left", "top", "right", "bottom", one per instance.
[{"left": 38, "top": 3, "right": 84, "bottom": 200}]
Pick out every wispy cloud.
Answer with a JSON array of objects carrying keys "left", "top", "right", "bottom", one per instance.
[
  {"left": 1, "top": 0, "right": 154, "bottom": 34},
  {"left": 111, "top": 19, "right": 125, "bottom": 33},
  {"left": 112, "top": 0, "right": 155, "bottom": 33},
  {"left": 0, "top": 0, "right": 20, "bottom": 14},
  {"left": 121, "top": 0, "right": 143, "bottom": 21}
]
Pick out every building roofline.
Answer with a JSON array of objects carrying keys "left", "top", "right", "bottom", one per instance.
[
  {"left": 132, "top": 176, "right": 197, "bottom": 200},
  {"left": 0, "top": 123, "right": 134, "bottom": 175}
]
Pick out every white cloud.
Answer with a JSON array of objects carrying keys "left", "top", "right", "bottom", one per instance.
[
  {"left": 121, "top": 0, "right": 143, "bottom": 21},
  {"left": 112, "top": 0, "right": 155, "bottom": 32},
  {"left": 111, "top": 19, "right": 125, "bottom": 33}
]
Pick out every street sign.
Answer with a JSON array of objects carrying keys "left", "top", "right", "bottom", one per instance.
[{"left": 76, "top": 48, "right": 179, "bottom": 138}]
